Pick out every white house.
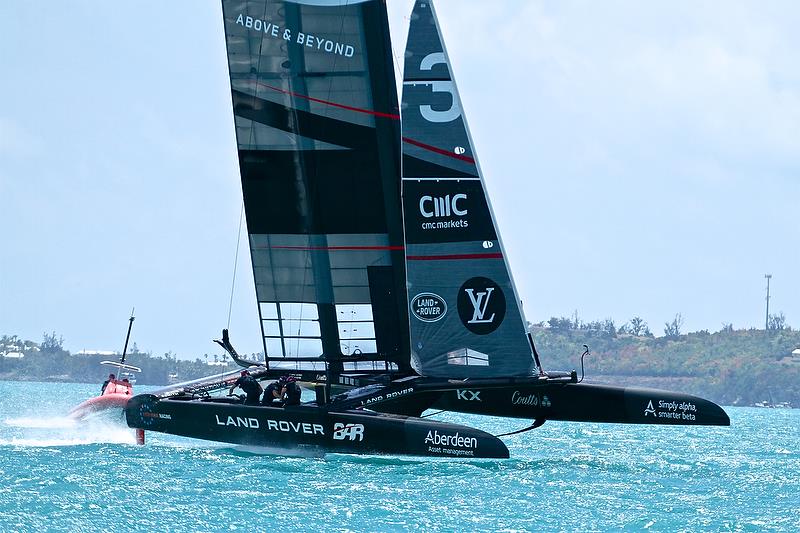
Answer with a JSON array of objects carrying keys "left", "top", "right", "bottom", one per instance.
[{"left": 76, "top": 350, "right": 118, "bottom": 356}]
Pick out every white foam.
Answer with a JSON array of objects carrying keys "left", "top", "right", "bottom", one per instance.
[
  {"left": 5, "top": 416, "right": 78, "bottom": 429},
  {"left": 2, "top": 416, "right": 136, "bottom": 446}
]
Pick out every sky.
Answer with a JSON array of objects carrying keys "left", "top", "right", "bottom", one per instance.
[{"left": 1, "top": 1, "right": 798, "bottom": 360}]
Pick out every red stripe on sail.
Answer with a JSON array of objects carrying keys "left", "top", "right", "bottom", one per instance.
[
  {"left": 402, "top": 137, "right": 476, "bottom": 164},
  {"left": 406, "top": 253, "right": 503, "bottom": 261},
  {"left": 254, "top": 82, "right": 401, "bottom": 120},
  {"left": 254, "top": 245, "right": 405, "bottom": 251}
]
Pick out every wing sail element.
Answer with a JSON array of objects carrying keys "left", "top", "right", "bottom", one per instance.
[
  {"left": 401, "top": 0, "right": 535, "bottom": 378},
  {"left": 221, "top": 0, "right": 409, "bottom": 372}
]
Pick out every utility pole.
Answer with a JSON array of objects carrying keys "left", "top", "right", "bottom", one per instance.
[{"left": 764, "top": 274, "right": 772, "bottom": 330}]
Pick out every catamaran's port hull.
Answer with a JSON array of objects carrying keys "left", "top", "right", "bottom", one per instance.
[
  {"left": 423, "top": 381, "right": 730, "bottom": 426},
  {"left": 125, "top": 394, "right": 509, "bottom": 459},
  {"left": 68, "top": 393, "right": 131, "bottom": 420}
]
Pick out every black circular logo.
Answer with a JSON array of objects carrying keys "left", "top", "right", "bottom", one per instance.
[
  {"left": 457, "top": 277, "right": 505, "bottom": 335},
  {"left": 133, "top": 395, "right": 161, "bottom": 428}
]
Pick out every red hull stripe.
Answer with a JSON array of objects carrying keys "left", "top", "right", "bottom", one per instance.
[
  {"left": 255, "top": 245, "right": 405, "bottom": 251},
  {"left": 406, "top": 253, "right": 503, "bottom": 261},
  {"left": 255, "top": 82, "right": 401, "bottom": 120},
  {"left": 402, "top": 136, "right": 476, "bottom": 164}
]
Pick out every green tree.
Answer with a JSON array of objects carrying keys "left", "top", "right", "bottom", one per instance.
[
  {"left": 664, "top": 314, "right": 683, "bottom": 338},
  {"left": 548, "top": 316, "right": 574, "bottom": 331},
  {"left": 602, "top": 318, "right": 616, "bottom": 337},
  {"left": 41, "top": 331, "right": 64, "bottom": 352},
  {"left": 767, "top": 312, "right": 787, "bottom": 331},
  {"left": 629, "top": 316, "right": 648, "bottom": 336}
]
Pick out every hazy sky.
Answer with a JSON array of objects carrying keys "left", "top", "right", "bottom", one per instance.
[{"left": 1, "top": 1, "right": 798, "bottom": 360}]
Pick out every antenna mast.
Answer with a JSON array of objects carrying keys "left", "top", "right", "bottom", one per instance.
[
  {"left": 764, "top": 274, "right": 772, "bottom": 330},
  {"left": 121, "top": 308, "right": 135, "bottom": 364}
]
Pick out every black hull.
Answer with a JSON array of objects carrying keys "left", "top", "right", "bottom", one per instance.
[
  {"left": 125, "top": 394, "right": 509, "bottom": 459},
  {"left": 372, "top": 380, "right": 730, "bottom": 426},
  {"left": 334, "top": 374, "right": 730, "bottom": 426}
]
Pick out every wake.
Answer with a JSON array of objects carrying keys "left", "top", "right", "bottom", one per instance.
[
  {"left": 5, "top": 416, "right": 78, "bottom": 429},
  {"left": 2, "top": 414, "right": 136, "bottom": 446}
]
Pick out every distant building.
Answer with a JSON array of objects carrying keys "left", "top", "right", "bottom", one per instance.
[
  {"left": 1, "top": 352, "right": 24, "bottom": 359},
  {"left": 76, "top": 350, "right": 119, "bottom": 356}
]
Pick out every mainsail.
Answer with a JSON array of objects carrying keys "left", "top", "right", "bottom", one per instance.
[
  {"left": 401, "top": 0, "right": 536, "bottom": 377},
  {"left": 221, "top": 0, "right": 409, "bottom": 372}
]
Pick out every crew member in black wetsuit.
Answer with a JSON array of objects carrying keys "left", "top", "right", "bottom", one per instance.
[
  {"left": 228, "top": 370, "right": 263, "bottom": 405},
  {"left": 261, "top": 379, "right": 283, "bottom": 406},
  {"left": 282, "top": 376, "right": 301, "bottom": 406},
  {"left": 100, "top": 373, "right": 116, "bottom": 395},
  {"left": 261, "top": 376, "right": 301, "bottom": 407}
]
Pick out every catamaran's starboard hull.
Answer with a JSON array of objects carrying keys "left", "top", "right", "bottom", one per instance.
[
  {"left": 426, "top": 381, "right": 730, "bottom": 426},
  {"left": 125, "top": 394, "right": 509, "bottom": 459}
]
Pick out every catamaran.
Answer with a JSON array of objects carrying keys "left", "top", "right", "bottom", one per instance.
[
  {"left": 121, "top": 0, "right": 729, "bottom": 458},
  {"left": 70, "top": 312, "right": 141, "bottom": 421}
]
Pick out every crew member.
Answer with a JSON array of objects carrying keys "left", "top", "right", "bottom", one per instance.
[
  {"left": 282, "top": 376, "right": 302, "bottom": 406},
  {"left": 261, "top": 375, "right": 301, "bottom": 407},
  {"left": 228, "top": 370, "right": 263, "bottom": 405},
  {"left": 100, "top": 373, "right": 116, "bottom": 395},
  {"left": 261, "top": 378, "right": 283, "bottom": 406}
]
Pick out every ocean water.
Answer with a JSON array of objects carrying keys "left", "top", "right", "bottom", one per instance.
[{"left": 0, "top": 381, "right": 797, "bottom": 532}]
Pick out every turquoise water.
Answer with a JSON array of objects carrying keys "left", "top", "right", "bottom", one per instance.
[{"left": 1, "top": 381, "right": 797, "bottom": 532}]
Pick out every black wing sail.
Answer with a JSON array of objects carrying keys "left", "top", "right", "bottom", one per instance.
[
  {"left": 401, "top": 0, "right": 536, "bottom": 378},
  {"left": 221, "top": 0, "right": 409, "bottom": 373}
]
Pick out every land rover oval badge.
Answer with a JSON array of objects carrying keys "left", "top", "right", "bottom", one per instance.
[{"left": 411, "top": 292, "right": 448, "bottom": 322}]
